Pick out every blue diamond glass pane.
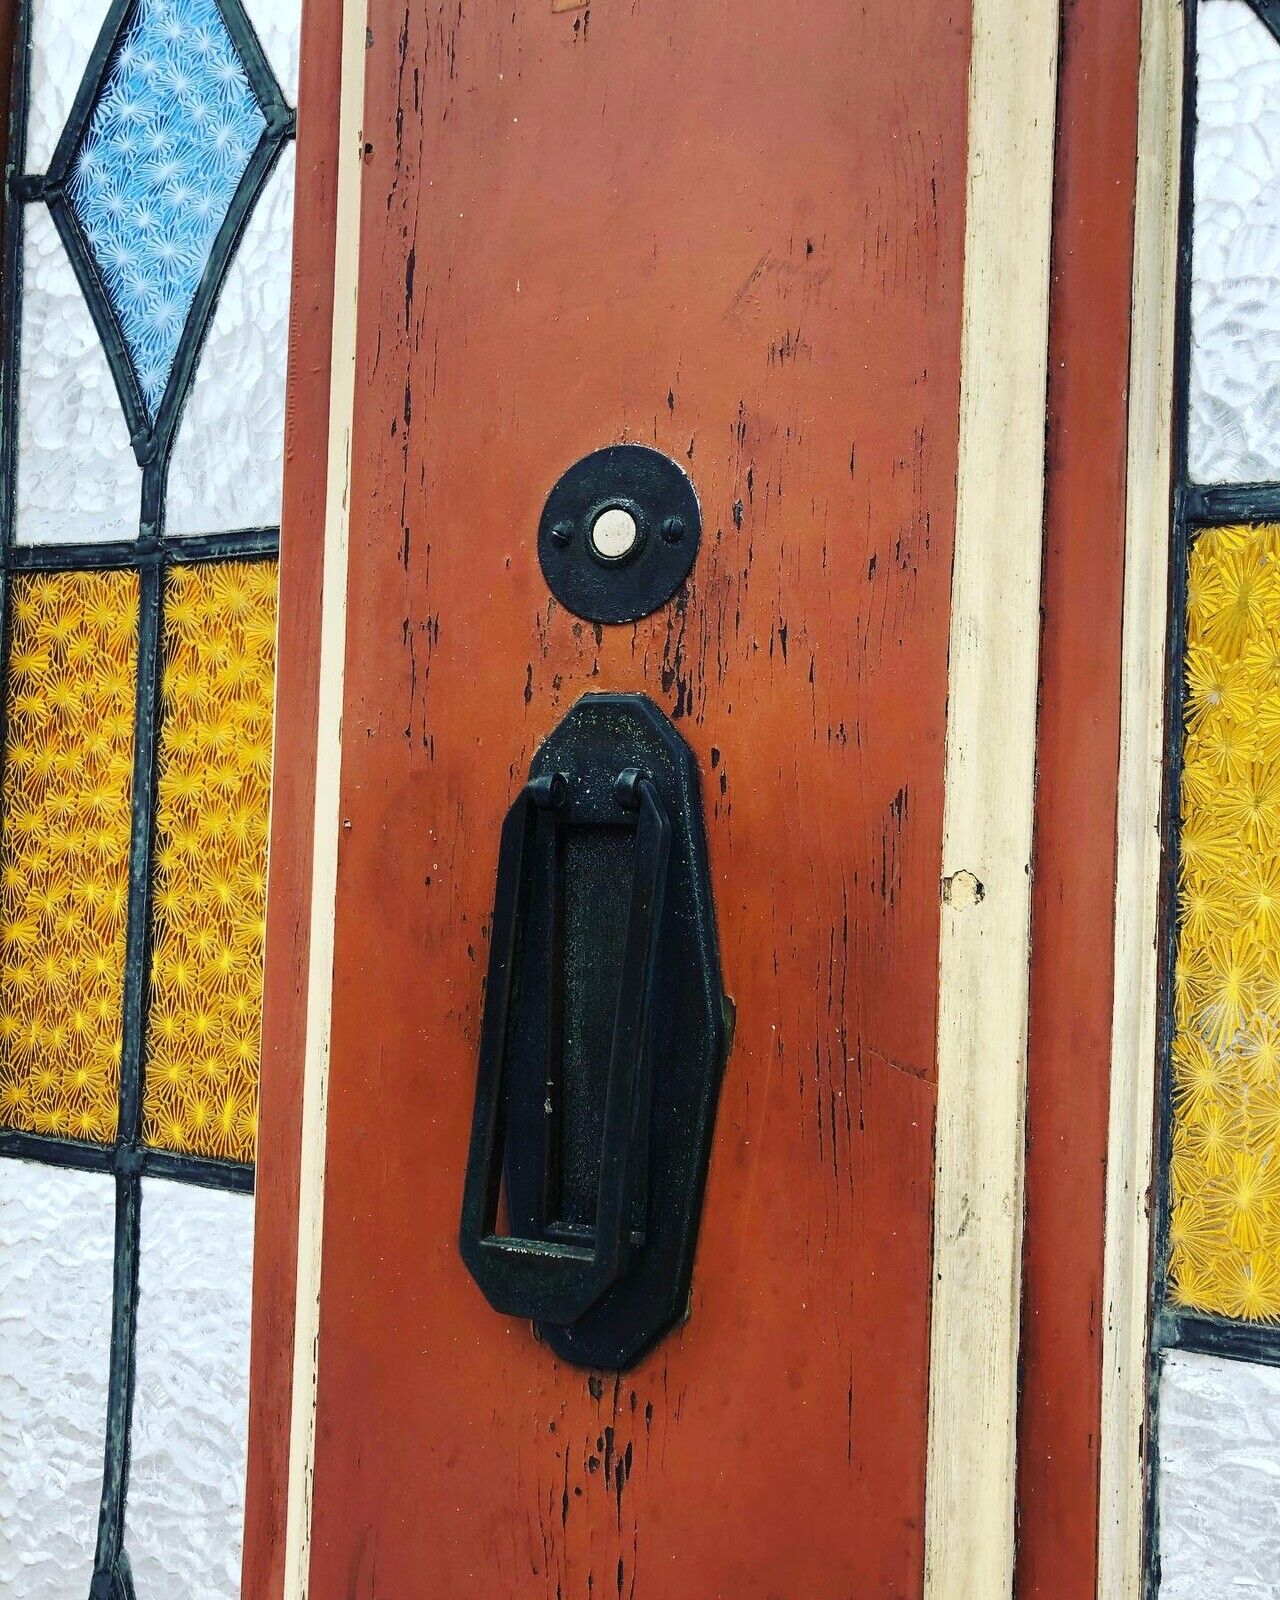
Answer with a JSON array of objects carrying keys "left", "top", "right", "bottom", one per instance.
[{"left": 66, "top": 0, "right": 266, "bottom": 420}]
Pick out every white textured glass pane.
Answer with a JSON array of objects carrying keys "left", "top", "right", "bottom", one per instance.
[
  {"left": 242, "top": 0, "right": 302, "bottom": 104},
  {"left": 125, "top": 1180, "right": 253, "bottom": 1600},
  {"left": 1189, "top": 0, "right": 1280, "bottom": 482},
  {"left": 0, "top": 1162, "right": 114, "bottom": 1600},
  {"left": 1158, "top": 1349, "right": 1280, "bottom": 1597},
  {"left": 166, "top": 148, "right": 296, "bottom": 537},
  {"left": 14, "top": 205, "right": 139, "bottom": 545},
  {"left": 23, "top": 0, "right": 115, "bottom": 173}
]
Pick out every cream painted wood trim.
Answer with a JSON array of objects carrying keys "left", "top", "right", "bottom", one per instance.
[
  {"left": 1097, "top": 0, "right": 1181, "bottom": 1592},
  {"left": 280, "top": 0, "right": 368, "bottom": 1594},
  {"left": 922, "top": 2, "right": 1060, "bottom": 1595}
]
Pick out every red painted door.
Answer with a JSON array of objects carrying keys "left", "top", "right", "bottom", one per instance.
[{"left": 307, "top": 0, "right": 970, "bottom": 1591}]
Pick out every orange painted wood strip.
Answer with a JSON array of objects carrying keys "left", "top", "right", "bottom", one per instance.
[
  {"left": 1016, "top": 0, "right": 1142, "bottom": 1590},
  {"left": 240, "top": 0, "right": 344, "bottom": 1587}
]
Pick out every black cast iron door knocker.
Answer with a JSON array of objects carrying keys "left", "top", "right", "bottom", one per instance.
[{"left": 459, "top": 694, "right": 730, "bottom": 1370}]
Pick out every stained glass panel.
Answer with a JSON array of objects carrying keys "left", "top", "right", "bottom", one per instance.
[
  {"left": 142, "top": 560, "right": 277, "bottom": 1162},
  {"left": 1157, "top": 1349, "right": 1280, "bottom": 1596},
  {"left": 14, "top": 205, "right": 140, "bottom": 546},
  {"left": 65, "top": 0, "right": 268, "bottom": 421},
  {"left": 0, "top": 1164, "right": 114, "bottom": 1600},
  {"left": 22, "top": 0, "right": 114, "bottom": 175},
  {"left": 0, "top": 571, "right": 139, "bottom": 1144},
  {"left": 125, "top": 1179, "right": 254, "bottom": 1600},
  {"left": 1, "top": 0, "right": 298, "bottom": 1588},
  {"left": 241, "top": 0, "right": 300, "bottom": 103},
  {"left": 1189, "top": 0, "right": 1280, "bottom": 483},
  {"left": 166, "top": 149, "right": 295, "bottom": 536},
  {"left": 1170, "top": 522, "right": 1280, "bottom": 1318}
]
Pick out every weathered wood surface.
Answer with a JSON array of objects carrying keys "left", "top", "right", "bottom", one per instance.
[
  {"left": 1015, "top": 0, "right": 1141, "bottom": 1591},
  {"left": 242, "top": 0, "right": 345, "bottom": 1589},
  {"left": 304, "top": 0, "right": 970, "bottom": 1591}
]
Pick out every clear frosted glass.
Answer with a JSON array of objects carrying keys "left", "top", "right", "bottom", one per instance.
[
  {"left": 125, "top": 1180, "right": 254, "bottom": 1600},
  {"left": 166, "top": 148, "right": 296, "bottom": 536},
  {"left": 0, "top": 1162, "right": 114, "bottom": 1600},
  {"left": 14, "top": 205, "right": 140, "bottom": 544},
  {"left": 1190, "top": 0, "right": 1280, "bottom": 483},
  {"left": 243, "top": 0, "right": 302, "bottom": 103},
  {"left": 23, "top": 0, "right": 115, "bottom": 173},
  {"left": 1158, "top": 1349, "right": 1280, "bottom": 1596}
]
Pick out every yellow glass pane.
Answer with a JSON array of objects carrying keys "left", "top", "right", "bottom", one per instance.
[
  {"left": 142, "top": 560, "right": 277, "bottom": 1163},
  {"left": 1171, "top": 522, "right": 1280, "bottom": 1321},
  {"left": 0, "top": 570, "right": 139, "bottom": 1143}
]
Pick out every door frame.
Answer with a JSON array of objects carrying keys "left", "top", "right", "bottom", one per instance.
[
  {"left": 925, "top": 0, "right": 1059, "bottom": 1592},
  {"left": 1097, "top": 0, "right": 1181, "bottom": 1594},
  {"left": 238, "top": 0, "right": 353, "bottom": 1591},
  {"left": 247, "top": 1, "right": 1064, "bottom": 1596}
]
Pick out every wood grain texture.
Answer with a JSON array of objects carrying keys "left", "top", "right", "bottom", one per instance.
[
  {"left": 241, "top": 0, "right": 345, "bottom": 1588},
  {"left": 1015, "top": 0, "right": 1141, "bottom": 1591},
  {"left": 279, "top": 0, "right": 370, "bottom": 1582},
  {"left": 304, "top": 0, "right": 971, "bottom": 1593},
  {"left": 922, "top": 0, "right": 1059, "bottom": 1593},
  {"left": 1099, "top": 0, "right": 1182, "bottom": 1590}
]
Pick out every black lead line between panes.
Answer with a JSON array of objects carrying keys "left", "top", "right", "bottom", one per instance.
[
  {"left": 0, "top": 1128, "right": 256, "bottom": 1192},
  {"left": 1158, "top": 0, "right": 1280, "bottom": 1397},
  {"left": 1142, "top": 0, "right": 1202, "bottom": 1590},
  {"left": 1144, "top": 2, "right": 1280, "bottom": 1596},
  {"left": 0, "top": 10, "right": 294, "bottom": 547},
  {"left": 17, "top": 0, "right": 293, "bottom": 488},
  {"left": 0, "top": 0, "right": 293, "bottom": 1592},
  {"left": 14, "top": 532, "right": 283, "bottom": 1600}
]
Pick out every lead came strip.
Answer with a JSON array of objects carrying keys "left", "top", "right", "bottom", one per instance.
[{"left": 0, "top": 0, "right": 300, "bottom": 1594}]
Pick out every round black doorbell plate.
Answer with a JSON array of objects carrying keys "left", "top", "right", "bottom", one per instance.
[{"left": 537, "top": 444, "right": 701, "bottom": 624}]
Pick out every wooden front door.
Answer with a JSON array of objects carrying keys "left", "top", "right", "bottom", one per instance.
[{"left": 303, "top": 0, "right": 971, "bottom": 1591}]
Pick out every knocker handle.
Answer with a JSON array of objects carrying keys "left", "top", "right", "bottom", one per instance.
[{"left": 459, "top": 768, "right": 670, "bottom": 1327}]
